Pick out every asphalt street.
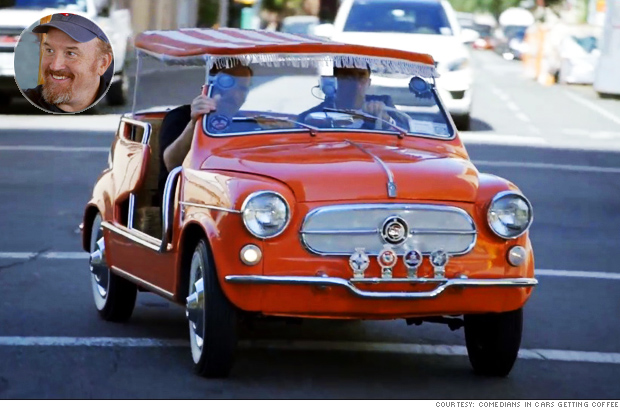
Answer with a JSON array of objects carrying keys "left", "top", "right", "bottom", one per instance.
[{"left": 0, "top": 50, "right": 619, "bottom": 399}]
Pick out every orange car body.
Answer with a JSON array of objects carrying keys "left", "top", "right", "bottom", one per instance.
[{"left": 82, "top": 29, "right": 535, "bottom": 322}]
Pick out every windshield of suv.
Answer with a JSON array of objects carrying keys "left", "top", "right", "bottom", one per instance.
[
  {"left": 0, "top": 0, "right": 87, "bottom": 10},
  {"left": 201, "top": 65, "right": 453, "bottom": 139},
  {"left": 343, "top": 0, "right": 453, "bottom": 35}
]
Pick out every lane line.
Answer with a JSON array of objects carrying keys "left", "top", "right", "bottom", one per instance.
[
  {"left": 536, "top": 269, "right": 620, "bottom": 280},
  {"left": 0, "top": 146, "right": 109, "bottom": 152},
  {"left": 474, "top": 160, "right": 620, "bottom": 174},
  {"left": 564, "top": 91, "right": 620, "bottom": 127},
  {"left": 1, "top": 252, "right": 619, "bottom": 280},
  {"left": 0, "top": 336, "right": 618, "bottom": 364},
  {"left": 0, "top": 115, "right": 122, "bottom": 132}
]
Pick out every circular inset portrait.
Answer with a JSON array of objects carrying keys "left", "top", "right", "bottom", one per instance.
[{"left": 14, "top": 13, "right": 114, "bottom": 114}]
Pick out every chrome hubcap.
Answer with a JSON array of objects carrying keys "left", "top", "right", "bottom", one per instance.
[
  {"left": 90, "top": 237, "right": 108, "bottom": 298},
  {"left": 187, "top": 251, "right": 205, "bottom": 362}
]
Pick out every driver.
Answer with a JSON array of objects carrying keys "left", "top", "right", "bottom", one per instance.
[{"left": 297, "top": 66, "right": 397, "bottom": 127}]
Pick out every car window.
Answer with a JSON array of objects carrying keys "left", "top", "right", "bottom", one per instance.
[{"left": 343, "top": 0, "right": 453, "bottom": 35}]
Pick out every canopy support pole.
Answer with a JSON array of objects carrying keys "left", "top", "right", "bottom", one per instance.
[{"left": 131, "top": 52, "right": 142, "bottom": 118}]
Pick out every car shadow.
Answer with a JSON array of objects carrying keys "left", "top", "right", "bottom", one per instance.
[{"left": 468, "top": 116, "right": 493, "bottom": 131}]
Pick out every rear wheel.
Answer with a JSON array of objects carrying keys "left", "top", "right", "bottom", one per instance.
[
  {"left": 464, "top": 308, "right": 523, "bottom": 377},
  {"left": 453, "top": 114, "right": 471, "bottom": 131},
  {"left": 186, "top": 239, "right": 237, "bottom": 378},
  {"left": 89, "top": 213, "right": 137, "bottom": 322},
  {"left": 106, "top": 70, "right": 129, "bottom": 106}
]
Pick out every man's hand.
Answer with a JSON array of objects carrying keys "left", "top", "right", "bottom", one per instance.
[
  {"left": 363, "top": 100, "right": 392, "bottom": 121},
  {"left": 190, "top": 94, "right": 220, "bottom": 122}
]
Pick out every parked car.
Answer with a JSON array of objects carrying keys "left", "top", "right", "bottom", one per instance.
[
  {"left": 544, "top": 24, "right": 602, "bottom": 85},
  {"left": 280, "top": 15, "right": 319, "bottom": 35},
  {"left": 83, "top": 27, "right": 537, "bottom": 378},
  {"left": 472, "top": 23, "right": 494, "bottom": 50},
  {"left": 494, "top": 26, "right": 528, "bottom": 60},
  {"left": 0, "top": 0, "right": 132, "bottom": 106},
  {"left": 313, "top": 0, "right": 474, "bottom": 130}
]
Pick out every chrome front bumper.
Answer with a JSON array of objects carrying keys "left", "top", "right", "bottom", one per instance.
[{"left": 225, "top": 275, "right": 538, "bottom": 299}]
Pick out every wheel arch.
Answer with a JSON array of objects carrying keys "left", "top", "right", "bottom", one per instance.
[
  {"left": 176, "top": 220, "right": 218, "bottom": 304},
  {"left": 82, "top": 204, "right": 102, "bottom": 252}
]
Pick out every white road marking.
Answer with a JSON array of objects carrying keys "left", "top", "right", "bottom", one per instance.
[
  {"left": 2, "top": 252, "right": 620, "bottom": 280},
  {"left": 460, "top": 132, "right": 549, "bottom": 147},
  {"left": 516, "top": 112, "right": 531, "bottom": 123},
  {"left": 0, "top": 146, "right": 109, "bottom": 152},
  {"left": 0, "top": 252, "right": 89, "bottom": 259},
  {"left": 564, "top": 91, "right": 620, "bottom": 127},
  {"left": 562, "top": 129, "right": 620, "bottom": 140},
  {"left": 0, "top": 336, "right": 618, "bottom": 364},
  {"left": 0, "top": 115, "right": 121, "bottom": 132},
  {"left": 536, "top": 269, "right": 620, "bottom": 280},
  {"left": 474, "top": 160, "right": 620, "bottom": 174}
]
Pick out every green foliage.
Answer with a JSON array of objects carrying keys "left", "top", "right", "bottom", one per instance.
[
  {"left": 449, "top": 0, "right": 563, "bottom": 18},
  {"left": 198, "top": 0, "right": 220, "bottom": 27}
]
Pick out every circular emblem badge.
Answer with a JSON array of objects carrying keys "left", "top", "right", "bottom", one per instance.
[
  {"left": 381, "top": 216, "right": 409, "bottom": 245},
  {"left": 377, "top": 247, "right": 398, "bottom": 269},
  {"left": 208, "top": 115, "right": 231, "bottom": 132},
  {"left": 403, "top": 249, "right": 423, "bottom": 269}
]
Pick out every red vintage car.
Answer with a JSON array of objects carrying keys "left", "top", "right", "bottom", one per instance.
[{"left": 83, "top": 28, "right": 536, "bottom": 378}]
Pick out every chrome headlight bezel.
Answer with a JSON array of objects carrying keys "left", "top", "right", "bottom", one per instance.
[
  {"left": 241, "top": 190, "right": 291, "bottom": 239},
  {"left": 487, "top": 191, "right": 533, "bottom": 239}
]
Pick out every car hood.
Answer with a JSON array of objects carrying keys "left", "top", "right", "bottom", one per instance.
[
  {"left": 331, "top": 32, "right": 469, "bottom": 64},
  {"left": 202, "top": 141, "right": 479, "bottom": 203}
]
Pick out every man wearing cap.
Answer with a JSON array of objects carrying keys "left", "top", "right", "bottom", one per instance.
[{"left": 23, "top": 13, "right": 113, "bottom": 113}]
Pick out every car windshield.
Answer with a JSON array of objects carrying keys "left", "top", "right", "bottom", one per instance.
[
  {"left": 0, "top": 0, "right": 87, "bottom": 11},
  {"left": 200, "top": 65, "right": 453, "bottom": 139},
  {"left": 343, "top": 0, "right": 453, "bottom": 35}
]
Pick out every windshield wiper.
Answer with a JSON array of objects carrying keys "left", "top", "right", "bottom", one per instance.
[
  {"left": 242, "top": 114, "right": 319, "bottom": 136},
  {"left": 323, "top": 107, "right": 408, "bottom": 138}
]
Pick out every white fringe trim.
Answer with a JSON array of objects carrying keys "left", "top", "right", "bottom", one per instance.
[{"left": 137, "top": 50, "right": 439, "bottom": 78}]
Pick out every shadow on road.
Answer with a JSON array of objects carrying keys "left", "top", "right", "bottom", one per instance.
[{"left": 469, "top": 117, "right": 493, "bottom": 131}]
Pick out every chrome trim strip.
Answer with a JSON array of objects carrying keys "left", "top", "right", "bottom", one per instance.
[
  {"left": 300, "top": 229, "right": 379, "bottom": 235},
  {"left": 111, "top": 266, "right": 175, "bottom": 301},
  {"left": 300, "top": 203, "right": 477, "bottom": 256},
  {"left": 410, "top": 229, "right": 477, "bottom": 235},
  {"left": 160, "top": 167, "right": 183, "bottom": 252},
  {"left": 346, "top": 140, "right": 397, "bottom": 198},
  {"left": 487, "top": 191, "right": 534, "bottom": 240},
  {"left": 102, "top": 221, "right": 162, "bottom": 252},
  {"left": 180, "top": 201, "right": 241, "bottom": 214},
  {"left": 201, "top": 116, "right": 456, "bottom": 141},
  {"left": 224, "top": 275, "right": 538, "bottom": 299},
  {"left": 128, "top": 194, "right": 135, "bottom": 229},
  {"left": 120, "top": 117, "right": 152, "bottom": 145}
]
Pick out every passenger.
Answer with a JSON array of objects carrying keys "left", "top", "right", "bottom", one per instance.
[{"left": 158, "top": 64, "right": 252, "bottom": 198}]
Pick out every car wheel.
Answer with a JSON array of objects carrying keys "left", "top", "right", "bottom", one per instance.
[
  {"left": 106, "top": 70, "right": 129, "bottom": 106},
  {"left": 89, "top": 213, "right": 137, "bottom": 322},
  {"left": 453, "top": 114, "right": 471, "bottom": 131},
  {"left": 186, "top": 239, "right": 237, "bottom": 378},
  {"left": 464, "top": 308, "right": 523, "bottom": 377}
]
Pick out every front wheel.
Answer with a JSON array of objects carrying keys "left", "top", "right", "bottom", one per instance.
[
  {"left": 89, "top": 213, "right": 137, "bottom": 322},
  {"left": 186, "top": 239, "right": 237, "bottom": 378},
  {"left": 464, "top": 308, "right": 523, "bottom": 377}
]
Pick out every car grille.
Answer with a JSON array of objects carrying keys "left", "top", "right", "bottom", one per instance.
[{"left": 300, "top": 204, "right": 477, "bottom": 256}]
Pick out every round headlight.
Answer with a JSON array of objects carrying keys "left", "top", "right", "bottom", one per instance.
[
  {"left": 487, "top": 192, "right": 533, "bottom": 239},
  {"left": 241, "top": 191, "right": 290, "bottom": 239}
]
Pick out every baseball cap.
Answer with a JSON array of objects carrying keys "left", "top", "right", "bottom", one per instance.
[{"left": 32, "top": 13, "right": 109, "bottom": 44}]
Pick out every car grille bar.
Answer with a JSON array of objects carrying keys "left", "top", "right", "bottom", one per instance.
[{"left": 300, "top": 204, "right": 477, "bottom": 256}]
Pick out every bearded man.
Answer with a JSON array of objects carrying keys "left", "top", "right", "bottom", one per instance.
[{"left": 23, "top": 13, "right": 113, "bottom": 113}]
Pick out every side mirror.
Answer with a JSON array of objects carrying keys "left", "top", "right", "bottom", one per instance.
[
  {"left": 312, "top": 23, "right": 336, "bottom": 39},
  {"left": 460, "top": 28, "right": 480, "bottom": 44}
]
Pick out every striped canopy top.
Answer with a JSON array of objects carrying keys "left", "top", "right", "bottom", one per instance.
[{"left": 134, "top": 28, "right": 438, "bottom": 77}]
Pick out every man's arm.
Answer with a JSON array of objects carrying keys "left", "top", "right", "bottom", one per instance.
[{"left": 162, "top": 94, "right": 219, "bottom": 172}]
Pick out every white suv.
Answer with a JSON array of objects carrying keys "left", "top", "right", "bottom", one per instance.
[{"left": 315, "top": 0, "right": 473, "bottom": 129}]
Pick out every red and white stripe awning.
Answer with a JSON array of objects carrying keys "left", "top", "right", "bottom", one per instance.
[{"left": 134, "top": 28, "right": 438, "bottom": 77}]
